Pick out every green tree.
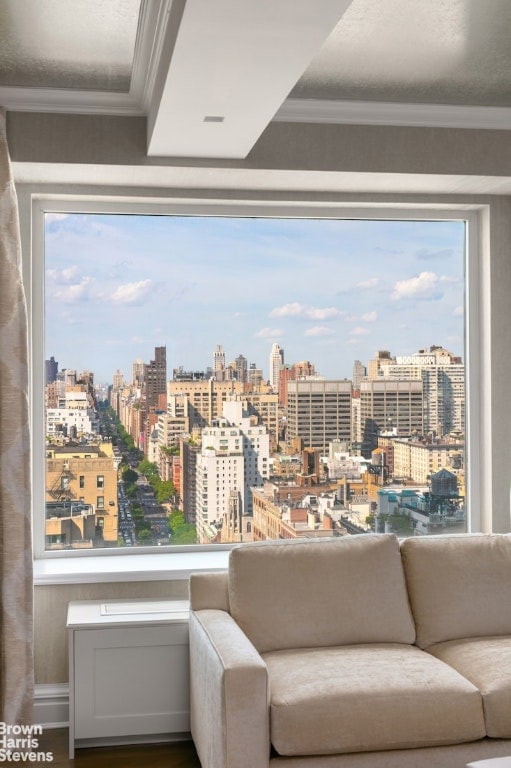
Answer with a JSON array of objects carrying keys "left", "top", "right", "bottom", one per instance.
[
  {"left": 122, "top": 468, "right": 138, "bottom": 484},
  {"left": 155, "top": 479, "right": 176, "bottom": 503},
  {"left": 168, "top": 511, "right": 196, "bottom": 545}
]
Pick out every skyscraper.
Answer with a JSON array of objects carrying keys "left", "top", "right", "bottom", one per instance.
[
  {"left": 45, "top": 356, "right": 58, "bottom": 385},
  {"left": 112, "top": 369, "right": 124, "bottom": 390},
  {"left": 132, "top": 358, "right": 146, "bottom": 387},
  {"left": 194, "top": 401, "right": 269, "bottom": 543},
  {"left": 287, "top": 379, "right": 352, "bottom": 452},
  {"left": 213, "top": 344, "right": 225, "bottom": 381},
  {"left": 234, "top": 354, "right": 248, "bottom": 382},
  {"left": 352, "top": 360, "right": 366, "bottom": 389},
  {"left": 360, "top": 379, "right": 424, "bottom": 456},
  {"left": 383, "top": 347, "right": 464, "bottom": 437},
  {"left": 269, "top": 343, "right": 284, "bottom": 392},
  {"left": 146, "top": 346, "right": 167, "bottom": 410}
]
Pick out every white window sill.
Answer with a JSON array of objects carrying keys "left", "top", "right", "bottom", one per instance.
[{"left": 33, "top": 549, "right": 230, "bottom": 585}]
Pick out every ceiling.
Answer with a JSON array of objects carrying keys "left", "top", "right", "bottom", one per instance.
[{"left": 1, "top": 0, "right": 511, "bottom": 160}]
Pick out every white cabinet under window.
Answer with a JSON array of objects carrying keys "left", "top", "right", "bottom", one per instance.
[{"left": 67, "top": 599, "right": 190, "bottom": 758}]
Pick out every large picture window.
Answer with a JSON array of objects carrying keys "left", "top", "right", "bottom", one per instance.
[{"left": 38, "top": 203, "right": 469, "bottom": 555}]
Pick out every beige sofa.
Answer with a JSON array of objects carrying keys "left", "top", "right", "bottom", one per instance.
[{"left": 189, "top": 533, "right": 511, "bottom": 768}]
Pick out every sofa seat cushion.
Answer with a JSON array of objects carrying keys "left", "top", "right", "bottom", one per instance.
[
  {"left": 262, "top": 643, "right": 485, "bottom": 757},
  {"left": 228, "top": 535, "right": 415, "bottom": 653},
  {"left": 428, "top": 636, "right": 511, "bottom": 738}
]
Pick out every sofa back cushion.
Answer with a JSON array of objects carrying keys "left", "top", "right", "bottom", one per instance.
[
  {"left": 228, "top": 534, "right": 416, "bottom": 653},
  {"left": 401, "top": 533, "right": 511, "bottom": 649}
]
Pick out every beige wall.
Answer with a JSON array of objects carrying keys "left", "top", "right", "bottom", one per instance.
[
  {"left": 9, "top": 108, "right": 511, "bottom": 686},
  {"left": 34, "top": 579, "right": 189, "bottom": 684}
]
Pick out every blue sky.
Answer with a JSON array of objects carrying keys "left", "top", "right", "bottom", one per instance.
[{"left": 44, "top": 213, "right": 465, "bottom": 385}]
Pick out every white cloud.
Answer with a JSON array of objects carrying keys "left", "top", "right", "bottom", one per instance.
[
  {"left": 111, "top": 279, "right": 153, "bottom": 305},
  {"left": 349, "top": 326, "right": 371, "bottom": 337},
  {"left": 356, "top": 277, "right": 380, "bottom": 289},
  {"left": 51, "top": 277, "right": 95, "bottom": 302},
  {"left": 46, "top": 265, "right": 81, "bottom": 284},
  {"left": 361, "top": 311, "right": 378, "bottom": 322},
  {"left": 391, "top": 271, "right": 441, "bottom": 301},
  {"left": 453, "top": 305, "right": 464, "bottom": 316},
  {"left": 270, "top": 302, "right": 341, "bottom": 320},
  {"left": 304, "top": 326, "right": 335, "bottom": 337},
  {"left": 270, "top": 302, "right": 307, "bottom": 318},
  {"left": 254, "top": 327, "right": 283, "bottom": 339}
]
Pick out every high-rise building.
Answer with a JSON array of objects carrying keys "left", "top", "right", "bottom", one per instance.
[
  {"left": 168, "top": 378, "right": 245, "bottom": 428},
  {"left": 180, "top": 437, "right": 200, "bottom": 524},
  {"left": 45, "top": 356, "right": 58, "bottom": 385},
  {"left": 234, "top": 354, "right": 248, "bottom": 382},
  {"left": 367, "top": 350, "right": 395, "bottom": 380},
  {"left": 279, "top": 360, "right": 317, "bottom": 406},
  {"left": 269, "top": 343, "right": 284, "bottom": 392},
  {"left": 287, "top": 379, "right": 352, "bottom": 452},
  {"left": 213, "top": 344, "right": 226, "bottom": 381},
  {"left": 64, "top": 369, "right": 77, "bottom": 387},
  {"left": 194, "top": 401, "right": 269, "bottom": 543},
  {"left": 132, "top": 358, "right": 146, "bottom": 386},
  {"left": 383, "top": 347, "right": 465, "bottom": 437},
  {"left": 352, "top": 360, "right": 366, "bottom": 389},
  {"left": 360, "top": 379, "right": 424, "bottom": 456},
  {"left": 145, "top": 346, "right": 167, "bottom": 410},
  {"left": 112, "top": 369, "right": 124, "bottom": 390}
]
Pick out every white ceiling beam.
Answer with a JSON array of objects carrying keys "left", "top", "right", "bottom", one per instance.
[{"left": 147, "top": 0, "right": 353, "bottom": 159}]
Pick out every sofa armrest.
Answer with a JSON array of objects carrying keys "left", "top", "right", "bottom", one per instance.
[{"left": 189, "top": 608, "right": 270, "bottom": 768}]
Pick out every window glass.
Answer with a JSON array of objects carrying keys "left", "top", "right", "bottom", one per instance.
[{"left": 43, "top": 213, "right": 466, "bottom": 550}]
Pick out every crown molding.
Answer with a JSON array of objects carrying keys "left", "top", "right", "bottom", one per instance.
[
  {"left": 275, "top": 97, "right": 511, "bottom": 131},
  {"left": 131, "top": 0, "right": 174, "bottom": 114},
  {"left": 0, "top": 86, "right": 144, "bottom": 116},
  {"left": 0, "top": 0, "right": 172, "bottom": 116}
]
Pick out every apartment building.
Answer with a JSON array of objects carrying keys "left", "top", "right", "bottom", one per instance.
[
  {"left": 145, "top": 346, "right": 167, "bottom": 410},
  {"left": 45, "top": 443, "right": 119, "bottom": 546},
  {"left": 195, "top": 401, "right": 269, "bottom": 543},
  {"left": 393, "top": 438, "right": 465, "bottom": 484},
  {"left": 252, "top": 482, "right": 347, "bottom": 540},
  {"left": 360, "top": 379, "right": 424, "bottom": 456},
  {"left": 167, "top": 378, "right": 245, "bottom": 428},
  {"left": 287, "top": 379, "right": 352, "bottom": 452},
  {"left": 269, "top": 343, "right": 284, "bottom": 392},
  {"left": 384, "top": 348, "right": 465, "bottom": 437}
]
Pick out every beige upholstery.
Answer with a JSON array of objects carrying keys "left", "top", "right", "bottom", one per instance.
[
  {"left": 263, "top": 643, "right": 485, "bottom": 756},
  {"left": 189, "top": 533, "right": 511, "bottom": 768},
  {"left": 428, "top": 637, "right": 511, "bottom": 738},
  {"left": 228, "top": 534, "right": 415, "bottom": 653},
  {"left": 189, "top": 570, "right": 229, "bottom": 611},
  {"left": 401, "top": 534, "right": 511, "bottom": 649},
  {"left": 189, "top": 609, "right": 269, "bottom": 768}
]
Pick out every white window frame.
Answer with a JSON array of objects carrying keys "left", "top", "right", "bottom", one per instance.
[{"left": 27, "top": 193, "right": 485, "bottom": 584}]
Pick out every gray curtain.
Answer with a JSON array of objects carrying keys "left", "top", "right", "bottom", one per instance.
[{"left": 0, "top": 108, "right": 33, "bottom": 724}]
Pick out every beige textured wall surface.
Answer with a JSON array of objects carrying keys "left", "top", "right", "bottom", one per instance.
[
  {"left": 34, "top": 579, "right": 189, "bottom": 684},
  {"left": 10, "top": 107, "right": 511, "bottom": 686}
]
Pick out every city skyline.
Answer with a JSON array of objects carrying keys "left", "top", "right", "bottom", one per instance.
[{"left": 45, "top": 213, "right": 465, "bottom": 384}]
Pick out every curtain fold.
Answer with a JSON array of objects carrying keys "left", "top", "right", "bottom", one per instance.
[{"left": 0, "top": 108, "right": 34, "bottom": 724}]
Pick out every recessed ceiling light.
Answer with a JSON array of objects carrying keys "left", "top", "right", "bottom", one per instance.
[{"left": 203, "top": 115, "right": 225, "bottom": 123}]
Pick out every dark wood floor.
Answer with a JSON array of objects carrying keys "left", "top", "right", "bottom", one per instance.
[{"left": 38, "top": 728, "right": 202, "bottom": 767}]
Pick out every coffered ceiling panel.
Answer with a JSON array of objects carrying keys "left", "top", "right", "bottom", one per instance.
[
  {"left": 291, "top": 0, "right": 511, "bottom": 107},
  {"left": 0, "top": 0, "right": 141, "bottom": 92}
]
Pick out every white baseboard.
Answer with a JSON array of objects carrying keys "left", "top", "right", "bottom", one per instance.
[{"left": 34, "top": 683, "right": 69, "bottom": 728}]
